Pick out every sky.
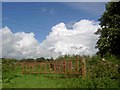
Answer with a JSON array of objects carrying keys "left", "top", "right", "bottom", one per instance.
[
  {"left": 2, "top": 2, "right": 106, "bottom": 42},
  {"left": 1, "top": 2, "right": 107, "bottom": 59}
]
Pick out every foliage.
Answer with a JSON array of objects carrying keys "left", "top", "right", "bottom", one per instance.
[
  {"left": 56, "top": 54, "right": 82, "bottom": 61},
  {"left": 20, "top": 57, "right": 53, "bottom": 62},
  {"left": 2, "top": 54, "right": 119, "bottom": 88},
  {"left": 95, "top": 2, "right": 120, "bottom": 58},
  {"left": 2, "top": 58, "right": 20, "bottom": 83}
]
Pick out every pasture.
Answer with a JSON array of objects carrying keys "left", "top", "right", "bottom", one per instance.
[{"left": 1, "top": 55, "right": 119, "bottom": 88}]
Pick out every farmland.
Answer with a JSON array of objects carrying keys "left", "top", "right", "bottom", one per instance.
[{"left": 1, "top": 55, "right": 119, "bottom": 88}]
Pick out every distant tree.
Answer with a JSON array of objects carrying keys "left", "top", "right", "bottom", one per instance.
[
  {"left": 36, "top": 57, "right": 45, "bottom": 62},
  {"left": 95, "top": 2, "right": 120, "bottom": 58},
  {"left": 26, "top": 58, "right": 34, "bottom": 62}
]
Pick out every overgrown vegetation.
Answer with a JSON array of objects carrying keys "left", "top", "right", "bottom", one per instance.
[{"left": 2, "top": 54, "right": 119, "bottom": 88}]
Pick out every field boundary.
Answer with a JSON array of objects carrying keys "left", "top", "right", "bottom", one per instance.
[{"left": 17, "top": 58, "right": 86, "bottom": 79}]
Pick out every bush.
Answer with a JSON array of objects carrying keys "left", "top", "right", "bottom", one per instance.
[{"left": 2, "top": 58, "right": 18, "bottom": 83}]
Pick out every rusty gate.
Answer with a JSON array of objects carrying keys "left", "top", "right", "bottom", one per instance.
[{"left": 18, "top": 58, "right": 86, "bottom": 79}]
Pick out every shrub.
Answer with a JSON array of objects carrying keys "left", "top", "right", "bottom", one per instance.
[{"left": 2, "top": 58, "right": 18, "bottom": 83}]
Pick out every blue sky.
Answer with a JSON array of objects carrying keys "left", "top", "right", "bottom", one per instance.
[{"left": 2, "top": 2, "right": 106, "bottom": 43}]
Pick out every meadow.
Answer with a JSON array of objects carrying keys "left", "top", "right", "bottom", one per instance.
[{"left": 1, "top": 54, "right": 119, "bottom": 88}]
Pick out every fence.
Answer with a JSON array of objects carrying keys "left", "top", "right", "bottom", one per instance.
[{"left": 18, "top": 58, "right": 86, "bottom": 79}]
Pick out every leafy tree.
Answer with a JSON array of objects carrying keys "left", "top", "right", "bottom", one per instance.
[{"left": 95, "top": 2, "right": 120, "bottom": 58}]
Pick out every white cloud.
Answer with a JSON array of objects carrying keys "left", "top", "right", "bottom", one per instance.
[
  {"left": 40, "top": 19, "right": 100, "bottom": 57},
  {"left": 1, "top": 26, "right": 41, "bottom": 59},
  {"left": 0, "top": 19, "right": 100, "bottom": 59}
]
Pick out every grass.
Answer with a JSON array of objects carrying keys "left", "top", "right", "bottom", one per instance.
[
  {"left": 1, "top": 55, "right": 119, "bottom": 88},
  {"left": 2, "top": 74, "right": 81, "bottom": 88},
  {"left": 2, "top": 74, "right": 119, "bottom": 88}
]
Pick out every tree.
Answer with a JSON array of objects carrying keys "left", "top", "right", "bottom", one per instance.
[
  {"left": 95, "top": 2, "right": 120, "bottom": 58},
  {"left": 36, "top": 57, "right": 45, "bottom": 62}
]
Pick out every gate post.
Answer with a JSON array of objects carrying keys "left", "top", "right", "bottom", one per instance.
[
  {"left": 81, "top": 58, "right": 86, "bottom": 79},
  {"left": 21, "top": 63, "right": 24, "bottom": 74},
  {"left": 54, "top": 63, "right": 56, "bottom": 73},
  {"left": 64, "top": 61, "right": 66, "bottom": 74},
  {"left": 32, "top": 64, "right": 34, "bottom": 74},
  {"left": 69, "top": 60, "right": 72, "bottom": 74},
  {"left": 44, "top": 63, "right": 46, "bottom": 74},
  {"left": 40, "top": 63, "right": 42, "bottom": 73},
  {"left": 76, "top": 60, "right": 78, "bottom": 74}
]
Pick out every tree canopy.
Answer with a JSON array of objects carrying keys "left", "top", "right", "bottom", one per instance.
[{"left": 95, "top": 2, "right": 120, "bottom": 58}]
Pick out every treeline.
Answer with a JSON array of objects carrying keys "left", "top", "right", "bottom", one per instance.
[
  {"left": 19, "top": 57, "right": 54, "bottom": 62},
  {"left": 1, "top": 55, "right": 85, "bottom": 62},
  {"left": 1, "top": 57, "right": 54, "bottom": 62}
]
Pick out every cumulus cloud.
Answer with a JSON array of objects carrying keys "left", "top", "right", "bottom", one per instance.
[
  {"left": 40, "top": 19, "right": 100, "bottom": 56},
  {"left": 1, "top": 26, "right": 41, "bottom": 59},
  {"left": 0, "top": 19, "right": 100, "bottom": 59}
]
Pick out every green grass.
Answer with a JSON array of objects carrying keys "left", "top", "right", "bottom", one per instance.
[
  {"left": 2, "top": 74, "right": 119, "bottom": 88},
  {"left": 2, "top": 73, "right": 80, "bottom": 88},
  {"left": 2, "top": 55, "right": 119, "bottom": 88}
]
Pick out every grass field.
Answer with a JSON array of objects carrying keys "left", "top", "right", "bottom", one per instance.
[
  {"left": 2, "top": 73, "right": 119, "bottom": 88},
  {"left": 1, "top": 55, "right": 119, "bottom": 88},
  {"left": 2, "top": 74, "right": 85, "bottom": 88}
]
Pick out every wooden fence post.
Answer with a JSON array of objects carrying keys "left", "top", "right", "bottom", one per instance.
[
  {"left": 70, "top": 61, "right": 72, "bottom": 74},
  {"left": 21, "top": 63, "right": 24, "bottom": 74},
  {"left": 54, "top": 63, "right": 56, "bottom": 73},
  {"left": 64, "top": 61, "right": 66, "bottom": 74},
  {"left": 76, "top": 60, "right": 78, "bottom": 74},
  {"left": 25, "top": 64, "right": 27, "bottom": 74},
  {"left": 49, "top": 63, "right": 52, "bottom": 73},
  {"left": 44, "top": 63, "right": 46, "bottom": 74},
  {"left": 58, "top": 62, "right": 60, "bottom": 74},
  {"left": 81, "top": 58, "right": 86, "bottom": 79},
  {"left": 30, "top": 63, "right": 32, "bottom": 74},
  {"left": 69, "top": 60, "right": 72, "bottom": 74},
  {"left": 32, "top": 64, "right": 34, "bottom": 74},
  {"left": 35, "top": 62, "right": 37, "bottom": 74},
  {"left": 26, "top": 64, "right": 28, "bottom": 74},
  {"left": 28, "top": 64, "right": 30, "bottom": 74},
  {"left": 36, "top": 63, "right": 38, "bottom": 74},
  {"left": 40, "top": 63, "right": 42, "bottom": 73}
]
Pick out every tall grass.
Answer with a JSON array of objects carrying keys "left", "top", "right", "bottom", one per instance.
[{"left": 2, "top": 54, "right": 119, "bottom": 88}]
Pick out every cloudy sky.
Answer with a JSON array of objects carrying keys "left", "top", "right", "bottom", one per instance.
[{"left": 1, "top": 2, "right": 106, "bottom": 59}]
